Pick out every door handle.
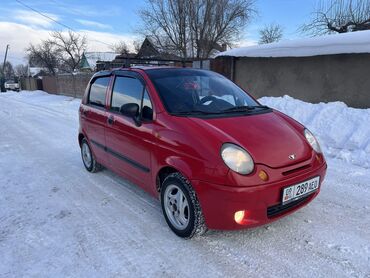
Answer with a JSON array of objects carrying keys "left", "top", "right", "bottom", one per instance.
[{"left": 107, "top": 115, "right": 114, "bottom": 125}]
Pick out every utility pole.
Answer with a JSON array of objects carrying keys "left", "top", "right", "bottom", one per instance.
[{"left": 1, "top": 44, "right": 9, "bottom": 92}]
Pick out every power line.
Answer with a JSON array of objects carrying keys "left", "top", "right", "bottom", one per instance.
[
  {"left": 14, "top": 0, "right": 74, "bottom": 31},
  {"left": 14, "top": 0, "right": 115, "bottom": 48}
]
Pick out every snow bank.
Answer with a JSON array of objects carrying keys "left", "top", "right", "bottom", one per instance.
[
  {"left": 259, "top": 95, "right": 370, "bottom": 168},
  {"left": 216, "top": 30, "right": 370, "bottom": 58}
]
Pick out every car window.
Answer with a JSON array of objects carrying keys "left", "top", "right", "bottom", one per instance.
[
  {"left": 111, "top": 76, "right": 143, "bottom": 112},
  {"left": 142, "top": 90, "right": 153, "bottom": 121},
  {"left": 89, "top": 77, "right": 110, "bottom": 107}
]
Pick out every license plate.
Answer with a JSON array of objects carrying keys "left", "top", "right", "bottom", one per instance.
[{"left": 282, "top": 176, "right": 320, "bottom": 204}]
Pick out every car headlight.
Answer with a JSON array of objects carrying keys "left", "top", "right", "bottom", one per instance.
[
  {"left": 221, "top": 143, "right": 254, "bottom": 175},
  {"left": 304, "top": 129, "right": 322, "bottom": 153}
]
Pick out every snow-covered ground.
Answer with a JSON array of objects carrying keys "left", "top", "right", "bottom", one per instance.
[{"left": 0, "top": 91, "right": 369, "bottom": 278}]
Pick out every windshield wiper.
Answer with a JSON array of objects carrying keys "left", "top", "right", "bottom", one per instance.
[
  {"left": 222, "top": 105, "right": 270, "bottom": 113},
  {"left": 172, "top": 110, "right": 222, "bottom": 115}
]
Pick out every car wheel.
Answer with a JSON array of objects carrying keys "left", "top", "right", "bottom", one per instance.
[
  {"left": 81, "top": 138, "right": 101, "bottom": 173},
  {"left": 161, "top": 172, "right": 207, "bottom": 238}
]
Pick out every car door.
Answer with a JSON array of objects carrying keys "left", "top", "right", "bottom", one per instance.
[
  {"left": 105, "top": 72, "right": 156, "bottom": 193},
  {"left": 80, "top": 75, "right": 111, "bottom": 167}
]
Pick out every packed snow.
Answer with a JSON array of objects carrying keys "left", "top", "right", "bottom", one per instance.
[
  {"left": 0, "top": 91, "right": 369, "bottom": 277},
  {"left": 216, "top": 30, "right": 370, "bottom": 58}
]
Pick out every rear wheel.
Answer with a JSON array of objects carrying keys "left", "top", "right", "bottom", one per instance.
[
  {"left": 161, "top": 172, "right": 207, "bottom": 238},
  {"left": 81, "top": 138, "right": 101, "bottom": 173}
]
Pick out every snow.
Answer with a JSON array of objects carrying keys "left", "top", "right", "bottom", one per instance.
[
  {"left": 1, "top": 91, "right": 369, "bottom": 277},
  {"left": 216, "top": 30, "right": 370, "bottom": 58}
]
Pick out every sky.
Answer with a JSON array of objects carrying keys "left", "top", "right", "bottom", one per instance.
[{"left": 0, "top": 0, "right": 318, "bottom": 65}]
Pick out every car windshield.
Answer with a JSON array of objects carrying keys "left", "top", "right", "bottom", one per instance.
[{"left": 146, "top": 68, "right": 266, "bottom": 116}]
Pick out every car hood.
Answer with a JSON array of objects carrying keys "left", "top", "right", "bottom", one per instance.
[{"left": 188, "top": 111, "right": 312, "bottom": 168}]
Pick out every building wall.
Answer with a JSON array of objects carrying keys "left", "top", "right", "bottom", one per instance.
[{"left": 225, "top": 53, "right": 370, "bottom": 108}]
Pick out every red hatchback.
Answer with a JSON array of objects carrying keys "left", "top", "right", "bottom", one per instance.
[{"left": 78, "top": 67, "right": 327, "bottom": 238}]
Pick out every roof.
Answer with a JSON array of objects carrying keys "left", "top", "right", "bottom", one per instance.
[
  {"left": 81, "top": 52, "right": 119, "bottom": 70},
  {"left": 216, "top": 30, "right": 370, "bottom": 58},
  {"left": 136, "top": 37, "right": 160, "bottom": 58},
  {"left": 29, "top": 67, "right": 43, "bottom": 76}
]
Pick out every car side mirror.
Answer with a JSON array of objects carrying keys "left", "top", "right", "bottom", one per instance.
[
  {"left": 120, "top": 103, "right": 141, "bottom": 126},
  {"left": 120, "top": 103, "right": 139, "bottom": 117}
]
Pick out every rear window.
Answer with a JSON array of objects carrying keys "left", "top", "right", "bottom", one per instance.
[{"left": 89, "top": 77, "right": 110, "bottom": 107}]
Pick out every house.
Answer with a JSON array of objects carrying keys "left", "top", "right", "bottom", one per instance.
[
  {"left": 28, "top": 67, "right": 48, "bottom": 77},
  {"left": 214, "top": 30, "right": 370, "bottom": 108},
  {"left": 80, "top": 52, "right": 120, "bottom": 71},
  {"left": 110, "top": 37, "right": 188, "bottom": 70}
]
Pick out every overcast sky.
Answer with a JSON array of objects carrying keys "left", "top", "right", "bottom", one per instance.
[{"left": 0, "top": 0, "right": 318, "bottom": 65}]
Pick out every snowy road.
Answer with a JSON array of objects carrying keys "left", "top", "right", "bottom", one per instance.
[{"left": 0, "top": 91, "right": 369, "bottom": 278}]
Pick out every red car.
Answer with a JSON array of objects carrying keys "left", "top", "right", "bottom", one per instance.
[{"left": 78, "top": 67, "right": 327, "bottom": 238}]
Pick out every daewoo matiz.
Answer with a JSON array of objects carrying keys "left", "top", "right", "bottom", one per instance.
[{"left": 78, "top": 67, "right": 327, "bottom": 238}]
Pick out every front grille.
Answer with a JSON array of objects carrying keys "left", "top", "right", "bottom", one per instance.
[
  {"left": 282, "top": 164, "right": 311, "bottom": 176},
  {"left": 267, "top": 194, "right": 312, "bottom": 218}
]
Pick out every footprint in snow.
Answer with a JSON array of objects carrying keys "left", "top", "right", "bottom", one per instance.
[
  {"left": 55, "top": 210, "right": 71, "bottom": 219},
  {"left": 327, "top": 243, "right": 351, "bottom": 253}
]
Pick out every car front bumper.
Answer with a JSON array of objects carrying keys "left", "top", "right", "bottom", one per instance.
[
  {"left": 192, "top": 162, "right": 327, "bottom": 230},
  {"left": 5, "top": 86, "right": 19, "bottom": 90}
]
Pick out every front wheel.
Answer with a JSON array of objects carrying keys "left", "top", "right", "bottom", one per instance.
[{"left": 161, "top": 173, "right": 207, "bottom": 238}]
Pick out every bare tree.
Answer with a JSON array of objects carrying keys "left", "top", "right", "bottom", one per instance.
[
  {"left": 110, "top": 40, "right": 131, "bottom": 55},
  {"left": 301, "top": 0, "right": 370, "bottom": 35},
  {"left": 138, "top": 0, "right": 256, "bottom": 59},
  {"left": 0, "top": 61, "right": 15, "bottom": 80},
  {"left": 27, "top": 41, "right": 60, "bottom": 75},
  {"left": 49, "top": 30, "right": 87, "bottom": 73},
  {"left": 259, "top": 24, "right": 284, "bottom": 44},
  {"left": 14, "top": 64, "right": 29, "bottom": 77},
  {"left": 139, "top": 0, "right": 189, "bottom": 57},
  {"left": 133, "top": 40, "right": 142, "bottom": 53}
]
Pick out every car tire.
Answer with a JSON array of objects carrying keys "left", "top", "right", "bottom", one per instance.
[
  {"left": 161, "top": 172, "right": 207, "bottom": 239},
  {"left": 81, "top": 138, "right": 101, "bottom": 173}
]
